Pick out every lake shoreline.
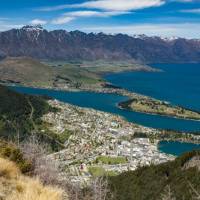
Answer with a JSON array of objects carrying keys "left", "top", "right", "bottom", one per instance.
[
  {"left": 4, "top": 80, "right": 200, "bottom": 122},
  {"left": 3, "top": 63, "right": 200, "bottom": 135}
]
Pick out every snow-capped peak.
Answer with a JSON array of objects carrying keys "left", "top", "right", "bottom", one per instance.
[
  {"left": 132, "top": 34, "right": 148, "bottom": 39},
  {"left": 160, "top": 36, "right": 180, "bottom": 41},
  {"left": 22, "top": 25, "right": 44, "bottom": 32}
]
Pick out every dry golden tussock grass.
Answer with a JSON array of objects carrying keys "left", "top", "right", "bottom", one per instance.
[
  {"left": 0, "top": 157, "right": 20, "bottom": 179},
  {"left": 0, "top": 157, "right": 64, "bottom": 200}
]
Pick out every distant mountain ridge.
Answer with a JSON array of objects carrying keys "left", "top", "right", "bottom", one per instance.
[{"left": 0, "top": 25, "right": 200, "bottom": 63}]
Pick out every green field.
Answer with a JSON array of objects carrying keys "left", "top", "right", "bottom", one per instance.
[
  {"left": 88, "top": 166, "right": 119, "bottom": 177},
  {"left": 95, "top": 156, "right": 127, "bottom": 165}
]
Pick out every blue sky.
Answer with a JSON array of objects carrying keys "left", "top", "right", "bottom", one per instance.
[{"left": 0, "top": 0, "right": 200, "bottom": 38}]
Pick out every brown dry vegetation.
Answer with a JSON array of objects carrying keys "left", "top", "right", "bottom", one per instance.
[{"left": 0, "top": 157, "right": 64, "bottom": 200}]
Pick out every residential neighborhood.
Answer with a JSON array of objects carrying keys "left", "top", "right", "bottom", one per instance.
[{"left": 43, "top": 100, "right": 174, "bottom": 185}]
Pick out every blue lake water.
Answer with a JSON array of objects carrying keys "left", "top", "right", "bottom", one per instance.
[
  {"left": 10, "top": 63, "right": 200, "bottom": 133},
  {"left": 158, "top": 141, "right": 200, "bottom": 156},
  {"left": 10, "top": 63, "right": 200, "bottom": 155},
  {"left": 10, "top": 86, "right": 200, "bottom": 132},
  {"left": 105, "top": 63, "right": 200, "bottom": 111}
]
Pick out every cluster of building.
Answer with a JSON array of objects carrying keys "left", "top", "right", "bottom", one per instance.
[{"left": 43, "top": 100, "right": 174, "bottom": 185}]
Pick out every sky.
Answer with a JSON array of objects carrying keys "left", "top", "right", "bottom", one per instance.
[{"left": 0, "top": 0, "right": 200, "bottom": 38}]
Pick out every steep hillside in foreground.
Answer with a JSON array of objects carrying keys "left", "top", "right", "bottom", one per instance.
[
  {"left": 0, "top": 85, "right": 69, "bottom": 151},
  {"left": 0, "top": 157, "right": 64, "bottom": 200},
  {"left": 0, "top": 25, "right": 200, "bottom": 63},
  {"left": 108, "top": 151, "right": 200, "bottom": 200},
  {"left": 0, "top": 84, "right": 50, "bottom": 139}
]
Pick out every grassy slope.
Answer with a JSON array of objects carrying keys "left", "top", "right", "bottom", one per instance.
[
  {"left": 0, "top": 157, "right": 63, "bottom": 200},
  {"left": 79, "top": 60, "right": 157, "bottom": 74},
  {"left": 0, "top": 57, "right": 105, "bottom": 88},
  {"left": 54, "top": 63, "right": 103, "bottom": 86},
  {"left": 0, "top": 139, "right": 32, "bottom": 173},
  {"left": 0, "top": 57, "right": 55, "bottom": 87},
  {"left": 108, "top": 151, "right": 200, "bottom": 200}
]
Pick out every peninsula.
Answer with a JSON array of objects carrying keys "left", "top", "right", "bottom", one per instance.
[
  {"left": 119, "top": 98, "right": 200, "bottom": 121},
  {"left": 1, "top": 57, "right": 200, "bottom": 122}
]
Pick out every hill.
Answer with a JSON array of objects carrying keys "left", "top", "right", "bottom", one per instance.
[
  {"left": 108, "top": 151, "right": 200, "bottom": 200},
  {"left": 0, "top": 57, "right": 153, "bottom": 89},
  {"left": 0, "top": 25, "right": 200, "bottom": 63},
  {"left": 0, "top": 57, "right": 105, "bottom": 89},
  {"left": 0, "top": 57, "right": 55, "bottom": 87},
  {"left": 0, "top": 84, "right": 65, "bottom": 151}
]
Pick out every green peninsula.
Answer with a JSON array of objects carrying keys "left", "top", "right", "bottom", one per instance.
[{"left": 119, "top": 98, "right": 200, "bottom": 121}]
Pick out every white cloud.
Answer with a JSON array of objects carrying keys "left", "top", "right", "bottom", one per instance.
[
  {"left": 52, "top": 16, "right": 75, "bottom": 25},
  {"left": 74, "top": 0, "right": 165, "bottom": 11},
  {"left": 38, "top": 0, "right": 165, "bottom": 12},
  {"left": 64, "top": 10, "right": 130, "bottom": 17},
  {"left": 30, "top": 19, "right": 47, "bottom": 25},
  {"left": 79, "top": 23, "right": 200, "bottom": 38},
  {"left": 52, "top": 10, "right": 130, "bottom": 24}
]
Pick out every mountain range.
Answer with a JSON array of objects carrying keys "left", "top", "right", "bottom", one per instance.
[{"left": 0, "top": 25, "right": 200, "bottom": 63}]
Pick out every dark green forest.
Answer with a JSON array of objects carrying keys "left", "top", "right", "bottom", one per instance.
[
  {"left": 0, "top": 85, "right": 62, "bottom": 151},
  {"left": 108, "top": 151, "right": 200, "bottom": 200}
]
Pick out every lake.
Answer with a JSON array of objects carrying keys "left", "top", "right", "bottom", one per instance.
[
  {"left": 10, "top": 63, "right": 200, "bottom": 133},
  {"left": 10, "top": 63, "right": 200, "bottom": 155},
  {"left": 105, "top": 63, "right": 200, "bottom": 111},
  {"left": 11, "top": 85, "right": 200, "bottom": 132},
  {"left": 158, "top": 141, "right": 200, "bottom": 156}
]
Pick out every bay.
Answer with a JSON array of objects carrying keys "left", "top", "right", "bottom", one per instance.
[{"left": 158, "top": 141, "right": 200, "bottom": 156}]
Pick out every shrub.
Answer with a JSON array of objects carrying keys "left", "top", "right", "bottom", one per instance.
[
  {"left": 0, "top": 140, "right": 32, "bottom": 174},
  {"left": 0, "top": 157, "right": 64, "bottom": 200}
]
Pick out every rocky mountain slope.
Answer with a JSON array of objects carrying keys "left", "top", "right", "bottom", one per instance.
[{"left": 0, "top": 25, "right": 200, "bottom": 63}]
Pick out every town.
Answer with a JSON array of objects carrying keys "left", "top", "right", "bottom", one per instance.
[{"left": 42, "top": 100, "right": 175, "bottom": 185}]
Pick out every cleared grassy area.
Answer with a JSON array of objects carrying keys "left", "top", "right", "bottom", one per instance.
[
  {"left": 88, "top": 166, "right": 119, "bottom": 177},
  {"left": 80, "top": 60, "right": 156, "bottom": 74},
  {"left": 95, "top": 156, "right": 127, "bottom": 165},
  {"left": 55, "top": 64, "right": 104, "bottom": 86},
  {"left": 88, "top": 166, "right": 106, "bottom": 177}
]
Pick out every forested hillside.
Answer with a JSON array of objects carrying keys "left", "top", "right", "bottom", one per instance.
[{"left": 109, "top": 151, "right": 200, "bottom": 200}]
